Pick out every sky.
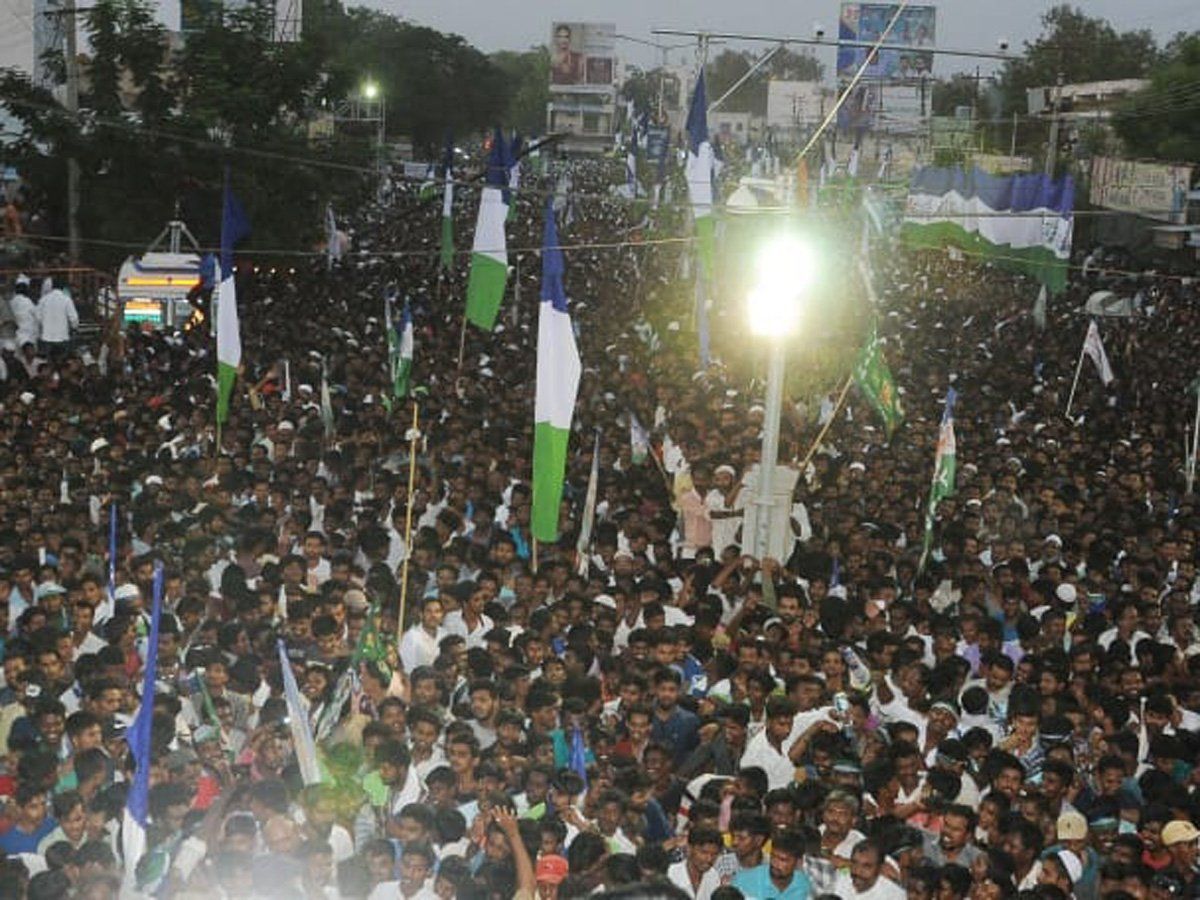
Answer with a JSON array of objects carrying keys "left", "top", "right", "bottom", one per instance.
[{"left": 356, "top": 0, "right": 1200, "bottom": 78}]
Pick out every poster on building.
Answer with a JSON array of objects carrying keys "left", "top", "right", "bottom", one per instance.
[
  {"left": 838, "top": 4, "right": 936, "bottom": 80},
  {"left": 1090, "top": 157, "right": 1194, "bottom": 225},
  {"left": 645, "top": 127, "right": 670, "bottom": 165},
  {"left": 549, "top": 22, "right": 616, "bottom": 92}
]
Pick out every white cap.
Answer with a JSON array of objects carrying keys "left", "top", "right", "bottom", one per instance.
[
  {"left": 90, "top": 438, "right": 110, "bottom": 453},
  {"left": 1056, "top": 849, "right": 1082, "bottom": 885},
  {"left": 1056, "top": 583, "right": 1077, "bottom": 604},
  {"left": 114, "top": 584, "right": 140, "bottom": 601}
]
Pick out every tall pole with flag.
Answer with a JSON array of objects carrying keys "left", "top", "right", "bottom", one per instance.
[
  {"left": 575, "top": 430, "right": 601, "bottom": 576},
  {"left": 1065, "top": 319, "right": 1114, "bottom": 419},
  {"left": 277, "top": 639, "right": 322, "bottom": 785},
  {"left": 531, "top": 200, "right": 581, "bottom": 544},
  {"left": 440, "top": 134, "right": 455, "bottom": 271},
  {"left": 215, "top": 172, "right": 250, "bottom": 443},
  {"left": 121, "top": 561, "right": 165, "bottom": 889},
  {"left": 686, "top": 73, "right": 715, "bottom": 367},
  {"left": 919, "top": 388, "right": 958, "bottom": 571},
  {"left": 325, "top": 203, "right": 338, "bottom": 271},
  {"left": 465, "top": 130, "right": 510, "bottom": 332}
]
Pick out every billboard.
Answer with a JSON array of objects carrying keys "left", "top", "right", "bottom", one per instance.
[
  {"left": 837, "top": 4, "right": 936, "bottom": 80},
  {"left": 1090, "top": 157, "right": 1193, "bottom": 224},
  {"left": 550, "top": 22, "right": 616, "bottom": 92}
]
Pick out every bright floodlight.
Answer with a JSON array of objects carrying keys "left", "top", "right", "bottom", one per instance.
[
  {"left": 747, "top": 236, "right": 815, "bottom": 337},
  {"left": 362, "top": 80, "right": 380, "bottom": 100}
]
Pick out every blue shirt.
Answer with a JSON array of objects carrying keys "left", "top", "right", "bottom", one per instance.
[
  {"left": 651, "top": 704, "right": 699, "bottom": 765},
  {"left": 0, "top": 817, "right": 57, "bottom": 855},
  {"left": 733, "top": 863, "right": 812, "bottom": 900}
]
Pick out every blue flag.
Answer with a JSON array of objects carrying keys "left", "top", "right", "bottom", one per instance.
[
  {"left": 569, "top": 726, "right": 589, "bottom": 789},
  {"left": 122, "top": 562, "right": 164, "bottom": 886}
]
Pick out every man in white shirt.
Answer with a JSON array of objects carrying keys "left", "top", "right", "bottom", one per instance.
[
  {"left": 36, "top": 279, "right": 78, "bottom": 358},
  {"left": 832, "top": 839, "right": 905, "bottom": 899},
  {"left": 667, "top": 825, "right": 723, "bottom": 900},
  {"left": 9, "top": 275, "right": 38, "bottom": 352},
  {"left": 399, "top": 597, "right": 446, "bottom": 673},
  {"left": 441, "top": 582, "right": 493, "bottom": 650}
]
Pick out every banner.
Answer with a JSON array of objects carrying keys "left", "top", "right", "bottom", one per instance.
[
  {"left": 550, "top": 22, "right": 616, "bottom": 92},
  {"left": 837, "top": 4, "right": 936, "bottom": 80},
  {"left": 1090, "top": 157, "right": 1193, "bottom": 225},
  {"left": 902, "top": 166, "right": 1075, "bottom": 293}
]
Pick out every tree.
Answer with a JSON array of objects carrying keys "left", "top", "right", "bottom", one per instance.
[
  {"left": 931, "top": 74, "right": 989, "bottom": 119},
  {"left": 1113, "top": 32, "right": 1200, "bottom": 164},
  {"left": 490, "top": 48, "right": 550, "bottom": 136},
  {"left": 703, "top": 48, "right": 822, "bottom": 118},
  {"left": 997, "top": 5, "right": 1159, "bottom": 116}
]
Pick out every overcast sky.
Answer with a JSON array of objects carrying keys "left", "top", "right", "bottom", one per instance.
[{"left": 356, "top": 0, "right": 1200, "bottom": 77}]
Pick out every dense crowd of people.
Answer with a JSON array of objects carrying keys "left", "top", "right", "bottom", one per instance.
[{"left": 0, "top": 144, "right": 1195, "bottom": 900}]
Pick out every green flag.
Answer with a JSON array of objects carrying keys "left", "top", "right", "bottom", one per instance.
[
  {"left": 853, "top": 329, "right": 904, "bottom": 437},
  {"left": 920, "top": 388, "right": 958, "bottom": 569}
]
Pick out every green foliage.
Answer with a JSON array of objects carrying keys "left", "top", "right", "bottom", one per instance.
[
  {"left": 931, "top": 75, "right": 989, "bottom": 119},
  {"left": 997, "top": 4, "right": 1159, "bottom": 116},
  {"left": 1113, "top": 33, "right": 1200, "bottom": 164},
  {"left": 704, "top": 48, "right": 822, "bottom": 117},
  {"left": 0, "top": 0, "right": 523, "bottom": 267},
  {"left": 490, "top": 48, "right": 550, "bottom": 137}
]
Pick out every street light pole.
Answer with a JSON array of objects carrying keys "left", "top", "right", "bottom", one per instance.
[{"left": 754, "top": 340, "right": 786, "bottom": 559}]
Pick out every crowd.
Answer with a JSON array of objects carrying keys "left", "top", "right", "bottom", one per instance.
[{"left": 0, "top": 145, "right": 1194, "bottom": 900}]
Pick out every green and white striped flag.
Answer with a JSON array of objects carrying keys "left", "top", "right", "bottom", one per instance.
[
  {"left": 440, "top": 135, "right": 454, "bottom": 270},
  {"left": 531, "top": 201, "right": 580, "bottom": 543},
  {"left": 920, "top": 388, "right": 957, "bottom": 569},
  {"left": 216, "top": 174, "right": 250, "bottom": 426},
  {"left": 465, "top": 130, "right": 509, "bottom": 331},
  {"left": 387, "top": 293, "right": 413, "bottom": 401}
]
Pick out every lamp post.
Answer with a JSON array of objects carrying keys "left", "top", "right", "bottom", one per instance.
[
  {"left": 746, "top": 236, "right": 813, "bottom": 560},
  {"left": 361, "top": 80, "right": 386, "bottom": 191}
]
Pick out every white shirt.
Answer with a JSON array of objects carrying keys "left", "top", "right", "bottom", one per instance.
[
  {"left": 399, "top": 625, "right": 445, "bottom": 672},
  {"left": 667, "top": 859, "right": 722, "bottom": 900},
  {"left": 10, "top": 293, "right": 38, "bottom": 347},
  {"left": 36, "top": 289, "right": 78, "bottom": 342},
  {"left": 832, "top": 871, "right": 906, "bottom": 900},
  {"left": 366, "top": 880, "right": 437, "bottom": 900},
  {"left": 442, "top": 610, "right": 493, "bottom": 650},
  {"left": 740, "top": 730, "right": 795, "bottom": 791}
]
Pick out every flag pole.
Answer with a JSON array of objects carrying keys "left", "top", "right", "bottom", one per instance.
[
  {"left": 796, "top": 373, "right": 855, "bottom": 470},
  {"left": 398, "top": 401, "right": 420, "bottom": 632},
  {"left": 1064, "top": 333, "right": 1088, "bottom": 421},
  {"left": 1189, "top": 387, "right": 1200, "bottom": 495},
  {"left": 457, "top": 311, "right": 468, "bottom": 370}
]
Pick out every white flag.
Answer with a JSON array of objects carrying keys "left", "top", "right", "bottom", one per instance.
[
  {"left": 1033, "top": 286, "right": 1047, "bottom": 332},
  {"left": 1082, "top": 320, "right": 1114, "bottom": 385}
]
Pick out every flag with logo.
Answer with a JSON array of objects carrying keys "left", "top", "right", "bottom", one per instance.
[
  {"left": 277, "top": 639, "right": 321, "bottom": 785},
  {"left": 921, "top": 388, "right": 958, "bottom": 567},
  {"left": 122, "top": 563, "right": 164, "bottom": 889},
  {"left": 853, "top": 329, "right": 904, "bottom": 437},
  {"left": 216, "top": 173, "right": 250, "bottom": 425},
  {"left": 385, "top": 289, "right": 413, "bottom": 402},
  {"left": 440, "top": 134, "right": 455, "bottom": 270},
  {"left": 531, "top": 200, "right": 581, "bottom": 543},
  {"left": 465, "top": 130, "right": 510, "bottom": 331},
  {"left": 1082, "top": 320, "right": 1114, "bottom": 385}
]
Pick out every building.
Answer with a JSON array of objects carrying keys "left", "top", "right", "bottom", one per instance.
[
  {"left": 546, "top": 21, "right": 619, "bottom": 153},
  {"left": 1026, "top": 79, "right": 1149, "bottom": 122},
  {"left": 0, "top": 0, "right": 66, "bottom": 91}
]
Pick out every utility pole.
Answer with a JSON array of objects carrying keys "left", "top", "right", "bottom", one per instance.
[
  {"left": 63, "top": 0, "right": 81, "bottom": 264},
  {"left": 1044, "top": 71, "right": 1064, "bottom": 178},
  {"left": 1010, "top": 110, "right": 1018, "bottom": 159}
]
